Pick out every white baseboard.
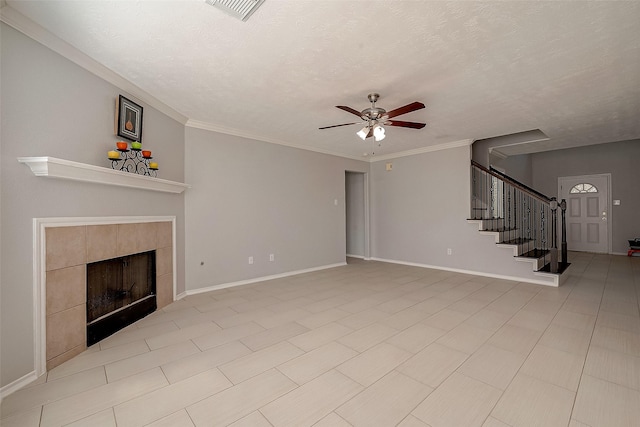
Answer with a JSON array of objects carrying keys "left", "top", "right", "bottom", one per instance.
[
  {"left": 0, "top": 370, "right": 38, "bottom": 401},
  {"left": 346, "top": 254, "right": 365, "bottom": 259},
  {"left": 370, "top": 257, "right": 558, "bottom": 286},
  {"left": 179, "top": 262, "right": 347, "bottom": 298}
]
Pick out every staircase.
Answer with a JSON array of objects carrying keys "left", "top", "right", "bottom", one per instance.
[{"left": 468, "top": 161, "right": 570, "bottom": 286}]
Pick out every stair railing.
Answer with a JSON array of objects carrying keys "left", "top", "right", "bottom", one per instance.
[{"left": 471, "top": 161, "right": 568, "bottom": 271}]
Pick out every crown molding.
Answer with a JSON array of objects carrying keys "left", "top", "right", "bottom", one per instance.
[
  {"left": 368, "top": 139, "right": 473, "bottom": 162},
  {"left": 0, "top": 5, "right": 188, "bottom": 125},
  {"left": 489, "top": 148, "right": 509, "bottom": 160},
  {"left": 185, "top": 119, "right": 368, "bottom": 162},
  {"left": 187, "top": 119, "right": 472, "bottom": 163}
]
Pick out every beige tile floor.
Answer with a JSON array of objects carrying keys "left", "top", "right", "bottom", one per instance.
[{"left": 2, "top": 252, "right": 639, "bottom": 426}]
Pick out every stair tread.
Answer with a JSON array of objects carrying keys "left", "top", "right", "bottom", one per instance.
[
  {"left": 498, "top": 238, "right": 534, "bottom": 245},
  {"left": 538, "top": 262, "right": 571, "bottom": 274},
  {"left": 517, "top": 249, "right": 550, "bottom": 259}
]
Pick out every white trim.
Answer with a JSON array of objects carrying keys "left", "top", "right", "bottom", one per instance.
[
  {"left": 0, "top": 6, "right": 188, "bottom": 125},
  {"left": 187, "top": 121, "right": 472, "bottom": 163},
  {"left": 369, "top": 139, "right": 473, "bottom": 162},
  {"left": 370, "top": 257, "right": 559, "bottom": 287},
  {"left": 489, "top": 148, "right": 508, "bottom": 160},
  {"left": 186, "top": 120, "right": 367, "bottom": 162},
  {"left": 0, "top": 370, "right": 38, "bottom": 401},
  {"left": 491, "top": 135, "right": 550, "bottom": 150},
  {"left": 533, "top": 267, "right": 568, "bottom": 286},
  {"left": 346, "top": 254, "right": 365, "bottom": 259},
  {"left": 32, "top": 216, "right": 177, "bottom": 385},
  {"left": 364, "top": 172, "right": 371, "bottom": 259},
  {"left": 179, "top": 262, "right": 347, "bottom": 297},
  {"left": 18, "top": 157, "right": 190, "bottom": 194}
]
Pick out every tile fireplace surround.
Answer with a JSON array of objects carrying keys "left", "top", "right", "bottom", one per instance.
[{"left": 41, "top": 218, "right": 175, "bottom": 371}]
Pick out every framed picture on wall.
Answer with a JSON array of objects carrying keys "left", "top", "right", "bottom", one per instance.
[{"left": 116, "top": 95, "right": 143, "bottom": 142}]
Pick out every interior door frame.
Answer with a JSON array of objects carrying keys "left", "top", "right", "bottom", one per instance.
[
  {"left": 558, "top": 173, "right": 612, "bottom": 254},
  {"left": 345, "top": 171, "right": 371, "bottom": 260}
]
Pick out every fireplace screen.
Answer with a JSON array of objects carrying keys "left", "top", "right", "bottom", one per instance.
[{"left": 86, "top": 250, "right": 156, "bottom": 345}]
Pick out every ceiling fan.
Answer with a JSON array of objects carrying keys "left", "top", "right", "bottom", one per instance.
[{"left": 319, "top": 93, "right": 426, "bottom": 142}]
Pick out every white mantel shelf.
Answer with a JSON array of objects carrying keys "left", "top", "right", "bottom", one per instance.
[{"left": 17, "top": 157, "right": 190, "bottom": 194}]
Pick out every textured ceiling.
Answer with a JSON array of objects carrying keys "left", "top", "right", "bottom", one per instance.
[{"left": 4, "top": 0, "right": 640, "bottom": 159}]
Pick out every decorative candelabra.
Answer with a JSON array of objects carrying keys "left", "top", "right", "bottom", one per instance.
[{"left": 108, "top": 142, "right": 158, "bottom": 177}]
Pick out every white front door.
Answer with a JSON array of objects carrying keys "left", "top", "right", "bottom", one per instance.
[{"left": 559, "top": 174, "right": 610, "bottom": 253}]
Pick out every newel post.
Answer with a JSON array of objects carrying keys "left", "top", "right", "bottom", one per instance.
[
  {"left": 560, "top": 199, "right": 567, "bottom": 263},
  {"left": 549, "top": 197, "right": 558, "bottom": 273}
]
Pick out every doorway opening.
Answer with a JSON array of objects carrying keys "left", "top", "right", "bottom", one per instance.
[{"left": 345, "top": 171, "right": 369, "bottom": 263}]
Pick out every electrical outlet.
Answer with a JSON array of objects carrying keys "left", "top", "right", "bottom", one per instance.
[
  {"left": 248, "top": 256, "right": 254, "bottom": 265},
  {"left": 447, "top": 248, "right": 452, "bottom": 255},
  {"left": 269, "top": 254, "right": 274, "bottom": 262}
]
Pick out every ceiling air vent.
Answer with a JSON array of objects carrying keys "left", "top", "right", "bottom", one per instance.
[{"left": 204, "top": 0, "right": 265, "bottom": 21}]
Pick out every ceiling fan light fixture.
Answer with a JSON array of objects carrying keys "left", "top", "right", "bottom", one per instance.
[
  {"left": 356, "top": 126, "right": 369, "bottom": 140},
  {"left": 373, "top": 124, "right": 386, "bottom": 142}
]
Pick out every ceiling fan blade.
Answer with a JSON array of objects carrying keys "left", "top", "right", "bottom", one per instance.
[
  {"left": 386, "top": 120, "right": 426, "bottom": 129},
  {"left": 319, "top": 122, "right": 361, "bottom": 130},
  {"left": 384, "top": 102, "right": 425, "bottom": 119},
  {"left": 336, "top": 105, "right": 364, "bottom": 118}
]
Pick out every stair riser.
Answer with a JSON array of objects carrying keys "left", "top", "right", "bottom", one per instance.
[
  {"left": 496, "top": 242, "right": 540, "bottom": 257},
  {"left": 479, "top": 230, "right": 524, "bottom": 245},
  {"left": 479, "top": 218, "right": 504, "bottom": 230},
  {"left": 495, "top": 230, "right": 521, "bottom": 241}
]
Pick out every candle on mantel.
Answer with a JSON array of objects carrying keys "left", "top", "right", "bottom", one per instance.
[
  {"left": 149, "top": 162, "right": 158, "bottom": 170},
  {"left": 108, "top": 150, "right": 120, "bottom": 159},
  {"left": 142, "top": 150, "right": 152, "bottom": 158}
]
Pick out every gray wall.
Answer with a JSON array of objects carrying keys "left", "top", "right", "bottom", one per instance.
[
  {"left": 531, "top": 139, "right": 640, "bottom": 254},
  {"left": 346, "top": 172, "right": 365, "bottom": 257},
  {"left": 370, "top": 145, "right": 546, "bottom": 280},
  {"left": 184, "top": 128, "right": 368, "bottom": 290},
  {"left": 495, "top": 154, "right": 533, "bottom": 187},
  {"left": 0, "top": 23, "right": 186, "bottom": 387}
]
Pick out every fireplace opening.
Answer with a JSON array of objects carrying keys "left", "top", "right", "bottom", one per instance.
[{"left": 86, "top": 250, "right": 157, "bottom": 346}]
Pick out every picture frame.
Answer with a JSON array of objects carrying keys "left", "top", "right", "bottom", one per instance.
[{"left": 116, "top": 95, "right": 143, "bottom": 142}]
